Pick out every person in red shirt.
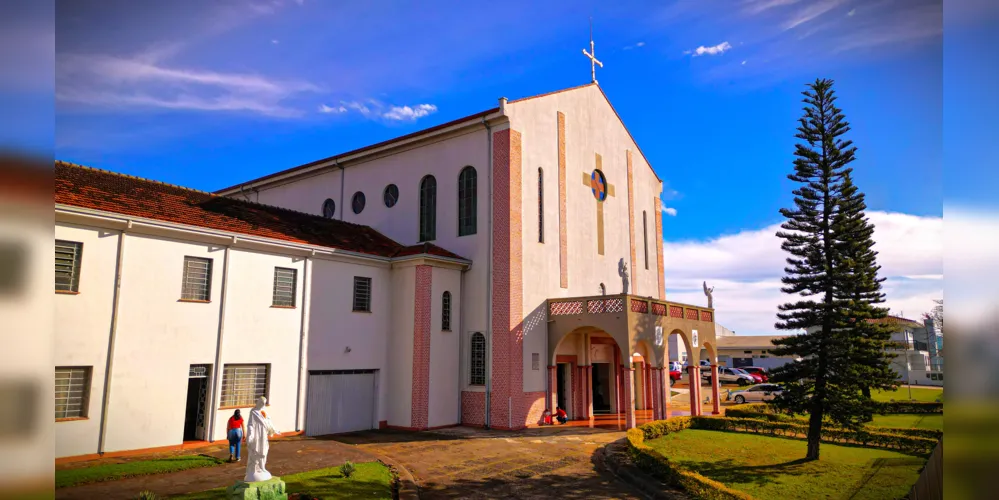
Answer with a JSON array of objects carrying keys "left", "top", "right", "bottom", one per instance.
[
  {"left": 555, "top": 407, "right": 568, "bottom": 424},
  {"left": 227, "top": 409, "right": 246, "bottom": 462}
]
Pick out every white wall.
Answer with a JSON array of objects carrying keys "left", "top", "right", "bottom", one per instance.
[
  {"left": 54, "top": 223, "right": 121, "bottom": 458},
  {"left": 428, "top": 267, "right": 461, "bottom": 428},
  {"left": 307, "top": 258, "right": 393, "bottom": 427},
  {"left": 508, "top": 85, "right": 665, "bottom": 392},
  {"left": 388, "top": 267, "right": 416, "bottom": 427}
]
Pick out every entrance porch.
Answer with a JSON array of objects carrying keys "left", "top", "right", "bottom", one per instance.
[{"left": 546, "top": 294, "right": 720, "bottom": 430}]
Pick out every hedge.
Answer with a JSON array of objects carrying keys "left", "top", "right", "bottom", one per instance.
[
  {"left": 877, "top": 401, "right": 943, "bottom": 414},
  {"left": 627, "top": 418, "right": 756, "bottom": 500},
  {"left": 724, "top": 403, "right": 943, "bottom": 441}
]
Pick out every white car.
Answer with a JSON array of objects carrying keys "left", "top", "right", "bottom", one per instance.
[
  {"left": 728, "top": 384, "right": 784, "bottom": 404},
  {"left": 702, "top": 366, "right": 756, "bottom": 386}
]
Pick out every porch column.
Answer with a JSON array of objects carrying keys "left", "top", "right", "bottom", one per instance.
[
  {"left": 622, "top": 366, "right": 636, "bottom": 429},
  {"left": 651, "top": 367, "right": 661, "bottom": 420},
  {"left": 687, "top": 366, "right": 701, "bottom": 416},
  {"left": 548, "top": 366, "right": 556, "bottom": 413},
  {"left": 711, "top": 365, "right": 721, "bottom": 415},
  {"left": 584, "top": 365, "right": 592, "bottom": 418}
]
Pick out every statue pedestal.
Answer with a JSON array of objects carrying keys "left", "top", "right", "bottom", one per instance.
[{"left": 228, "top": 477, "right": 288, "bottom": 500}]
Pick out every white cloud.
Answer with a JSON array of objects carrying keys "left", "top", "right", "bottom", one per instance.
[
  {"left": 637, "top": 41, "right": 646, "bottom": 47},
  {"left": 664, "top": 211, "right": 943, "bottom": 334},
  {"left": 848, "top": 8, "right": 857, "bottom": 16},
  {"left": 743, "top": 0, "right": 801, "bottom": 15},
  {"left": 741, "top": 60, "right": 747, "bottom": 65},
  {"left": 317, "top": 103, "right": 346, "bottom": 114},
  {"left": 383, "top": 103, "right": 438, "bottom": 121},
  {"left": 783, "top": 0, "right": 846, "bottom": 30},
  {"left": 664, "top": 207, "right": 678, "bottom": 216},
  {"left": 271, "top": 39, "right": 280, "bottom": 44},
  {"left": 687, "top": 41, "right": 732, "bottom": 57}
]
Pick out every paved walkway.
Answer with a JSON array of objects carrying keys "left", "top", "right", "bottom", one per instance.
[
  {"left": 335, "top": 426, "right": 666, "bottom": 499},
  {"left": 56, "top": 437, "right": 379, "bottom": 500}
]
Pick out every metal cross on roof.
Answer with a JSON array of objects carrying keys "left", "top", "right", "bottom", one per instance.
[{"left": 582, "top": 17, "right": 603, "bottom": 84}]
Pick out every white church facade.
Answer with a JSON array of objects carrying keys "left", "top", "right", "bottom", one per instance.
[{"left": 54, "top": 83, "right": 721, "bottom": 460}]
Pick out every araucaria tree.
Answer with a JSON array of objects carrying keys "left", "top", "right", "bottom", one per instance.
[{"left": 768, "top": 78, "right": 895, "bottom": 461}]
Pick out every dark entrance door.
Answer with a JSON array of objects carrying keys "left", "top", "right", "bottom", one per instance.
[
  {"left": 183, "top": 365, "right": 209, "bottom": 441},
  {"left": 591, "top": 363, "right": 611, "bottom": 414},
  {"left": 556, "top": 364, "right": 568, "bottom": 413}
]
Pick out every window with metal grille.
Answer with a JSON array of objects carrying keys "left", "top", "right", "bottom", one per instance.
[
  {"left": 181, "top": 256, "right": 213, "bottom": 301},
  {"left": 470, "top": 333, "right": 486, "bottom": 386},
  {"left": 55, "top": 240, "right": 83, "bottom": 292},
  {"left": 532, "top": 353, "right": 540, "bottom": 370},
  {"left": 643, "top": 211, "right": 649, "bottom": 270},
  {"left": 55, "top": 367, "right": 90, "bottom": 419},
  {"left": 419, "top": 175, "right": 436, "bottom": 242},
  {"left": 442, "top": 291, "right": 452, "bottom": 331},
  {"left": 538, "top": 168, "right": 544, "bottom": 243},
  {"left": 353, "top": 276, "right": 372, "bottom": 312},
  {"left": 272, "top": 267, "right": 297, "bottom": 307},
  {"left": 458, "top": 167, "right": 477, "bottom": 236},
  {"left": 220, "top": 364, "right": 268, "bottom": 408}
]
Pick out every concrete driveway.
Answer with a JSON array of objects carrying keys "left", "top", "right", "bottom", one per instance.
[{"left": 333, "top": 426, "right": 654, "bottom": 499}]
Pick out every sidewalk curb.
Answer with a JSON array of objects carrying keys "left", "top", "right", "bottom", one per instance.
[
  {"left": 596, "top": 439, "right": 690, "bottom": 500},
  {"left": 373, "top": 453, "right": 420, "bottom": 500}
]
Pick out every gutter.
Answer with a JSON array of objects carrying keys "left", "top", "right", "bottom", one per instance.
[
  {"left": 483, "top": 113, "right": 494, "bottom": 429},
  {"left": 96, "top": 222, "right": 129, "bottom": 455},
  {"left": 206, "top": 244, "right": 232, "bottom": 442},
  {"left": 294, "top": 256, "right": 312, "bottom": 432}
]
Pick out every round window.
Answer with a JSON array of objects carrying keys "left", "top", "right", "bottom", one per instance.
[
  {"left": 322, "top": 198, "right": 335, "bottom": 218},
  {"left": 590, "top": 169, "right": 607, "bottom": 202},
  {"left": 383, "top": 184, "right": 399, "bottom": 208},
  {"left": 352, "top": 192, "right": 366, "bottom": 214}
]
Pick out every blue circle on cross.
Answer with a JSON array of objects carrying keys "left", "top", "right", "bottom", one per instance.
[{"left": 590, "top": 169, "right": 607, "bottom": 202}]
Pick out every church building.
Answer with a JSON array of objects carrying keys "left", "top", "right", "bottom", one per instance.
[{"left": 54, "top": 82, "right": 721, "bottom": 459}]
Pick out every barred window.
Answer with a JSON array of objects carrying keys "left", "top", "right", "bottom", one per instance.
[
  {"left": 643, "top": 211, "right": 649, "bottom": 270},
  {"left": 55, "top": 240, "right": 83, "bottom": 292},
  {"left": 55, "top": 367, "right": 91, "bottom": 420},
  {"left": 419, "top": 175, "right": 437, "bottom": 242},
  {"left": 220, "top": 364, "right": 268, "bottom": 408},
  {"left": 442, "top": 291, "right": 452, "bottom": 331},
  {"left": 181, "top": 256, "right": 212, "bottom": 301},
  {"left": 457, "top": 167, "right": 477, "bottom": 236},
  {"left": 353, "top": 276, "right": 372, "bottom": 312},
  {"left": 272, "top": 267, "right": 297, "bottom": 307},
  {"left": 470, "top": 332, "right": 486, "bottom": 386},
  {"left": 538, "top": 168, "right": 544, "bottom": 243}
]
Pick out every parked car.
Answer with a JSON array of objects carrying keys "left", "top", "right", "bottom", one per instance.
[
  {"left": 734, "top": 367, "right": 764, "bottom": 384},
  {"left": 669, "top": 361, "right": 683, "bottom": 372},
  {"left": 740, "top": 366, "right": 769, "bottom": 382},
  {"left": 669, "top": 369, "right": 682, "bottom": 386},
  {"left": 727, "top": 384, "right": 784, "bottom": 404},
  {"left": 703, "top": 366, "right": 756, "bottom": 386}
]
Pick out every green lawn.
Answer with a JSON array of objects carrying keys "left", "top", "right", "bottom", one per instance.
[
  {"left": 646, "top": 430, "right": 924, "bottom": 499},
  {"left": 170, "top": 461, "right": 392, "bottom": 499},
  {"left": 870, "top": 413, "right": 943, "bottom": 431},
  {"left": 56, "top": 455, "right": 224, "bottom": 489},
  {"left": 872, "top": 387, "right": 943, "bottom": 403}
]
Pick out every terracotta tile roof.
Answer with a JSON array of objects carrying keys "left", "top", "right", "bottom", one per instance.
[
  {"left": 55, "top": 161, "right": 468, "bottom": 262},
  {"left": 868, "top": 315, "right": 922, "bottom": 328}
]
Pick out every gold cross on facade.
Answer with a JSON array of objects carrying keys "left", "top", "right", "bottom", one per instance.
[
  {"left": 582, "top": 18, "right": 603, "bottom": 84},
  {"left": 582, "top": 153, "right": 615, "bottom": 255}
]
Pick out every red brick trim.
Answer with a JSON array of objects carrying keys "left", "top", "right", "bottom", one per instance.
[
  {"left": 491, "top": 128, "right": 526, "bottom": 429},
  {"left": 411, "top": 265, "right": 433, "bottom": 430},
  {"left": 557, "top": 112, "right": 568, "bottom": 289},
  {"left": 54, "top": 431, "right": 304, "bottom": 465},
  {"left": 379, "top": 420, "right": 388, "bottom": 429},
  {"left": 627, "top": 150, "right": 637, "bottom": 294},
  {"left": 655, "top": 196, "right": 665, "bottom": 300},
  {"left": 461, "top": 391, "right": 486, "bottom": 426}
]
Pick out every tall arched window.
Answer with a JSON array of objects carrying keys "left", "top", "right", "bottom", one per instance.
[
  {"left": 470, "top": 332, "right": 486, "bottom": 386},
  {"left": 442, "top": 291, "right": 452, "bottom": 331},
  {"left": 458, "top": 166, "right": 477, "bottom": 236},
  {"left": 538, "top": 168, "right": 544, "bottom": 243},
  {"left": 419, "top": 175, "right": 437, "bottom": 242}
]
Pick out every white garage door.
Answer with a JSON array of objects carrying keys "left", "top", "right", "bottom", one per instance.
[{"left": 305, "top": 370, "right": 376, "bottom": 436}]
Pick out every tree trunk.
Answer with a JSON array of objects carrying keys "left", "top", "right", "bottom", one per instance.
[
  {"left": 806, "top": 395, "right": 823, "bottom": 460},
  {"left": 861, "top": 386, "right": 871, "bottom": 399}
]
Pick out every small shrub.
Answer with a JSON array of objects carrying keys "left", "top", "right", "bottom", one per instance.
[
  {"left": 136, "top": 491, "right": 157, "bottom": 500},
  {"left": 339, "top": 460, "right": 356, "bottom": 478},
  {"left": 877, "top": 401, "right": 943, "bottom": 414}
]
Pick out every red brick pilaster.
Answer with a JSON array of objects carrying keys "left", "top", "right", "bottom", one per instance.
[
  {"left": 655, "top": 196, "right": 665, "bottom": 300},
  {"left": 584, "top": 365, "right": 592, "bottom": 418},
  {"left": 411, "top": 265, "right": 433, "bottom": 430},
  {"left": 650, "top": 367, "right": 660, "bottom": 420},
  {"left": 622, "top": 367, "right": 636, "bottom": 429},
  {"left": 547, "top": 366, "right": 556, "bottom": 413},
  {"left": 627, "top": 150, "right": 637, "bottom": 294},
  {"left": 711, "top": 365, "right": 721, "bottom": 415},
  {"left": 687, "top": 366, "right": 701, "bottom": 416},
  {"left": 557, "top": 112, "right": 568, "bottom": 289},
  {"left": 491, "top": 127, "right": 525, "bottom": 429}
]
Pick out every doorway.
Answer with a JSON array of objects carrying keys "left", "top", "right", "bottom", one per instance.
[
  {"left": 184, "top": 365, "right": 210, "bottom": 441},
  {"left": 591, "top": 363, "right": 612, "bottom": 414},
  {"left": 556, "top": 364, "right": 569, "bottom": 415}
]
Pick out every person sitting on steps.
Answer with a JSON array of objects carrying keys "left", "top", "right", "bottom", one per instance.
[{"left": 555, "top": 406, "right": 568, "bottom": 424}]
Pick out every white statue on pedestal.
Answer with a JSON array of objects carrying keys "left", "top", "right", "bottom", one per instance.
[{"left": 244, "top": 396, "right": 279, "bottom": 482}]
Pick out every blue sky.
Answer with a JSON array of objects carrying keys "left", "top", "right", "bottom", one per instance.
[{"left": 48, "top": 0, "right": 990, "bottom": 333}]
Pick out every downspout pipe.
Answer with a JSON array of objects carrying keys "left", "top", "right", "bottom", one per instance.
[
  {"left": 482, "top": 115, "right": 493, "bottom": 429},
  {"left": 294, "top": 257, "right": 312, "bottom": 432},
  {"left": 97, "top": 223, "right": 128, "bottom": 455},
  {"left": 206, "top": 244, "right": 232, "bottom": 442}
]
